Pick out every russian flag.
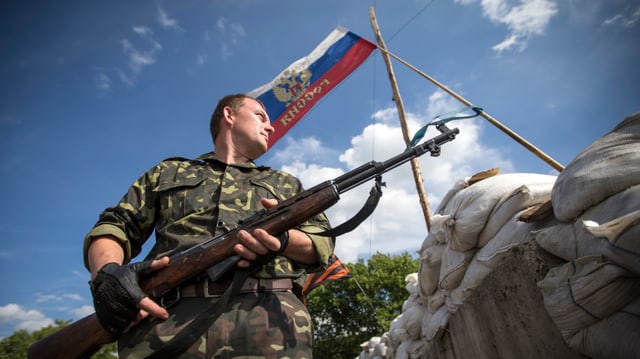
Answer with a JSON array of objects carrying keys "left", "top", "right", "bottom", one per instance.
[{"left": 247, "top": 26, "right": 377, "bottom": 148}]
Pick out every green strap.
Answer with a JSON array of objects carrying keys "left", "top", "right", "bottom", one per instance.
[{"left": 408, "top": 106, "right": 483, "bottom": 148}]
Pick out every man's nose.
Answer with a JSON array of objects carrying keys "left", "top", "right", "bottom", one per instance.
[{"left": 266, "top": 122, "right": 275, "bottom": 133}]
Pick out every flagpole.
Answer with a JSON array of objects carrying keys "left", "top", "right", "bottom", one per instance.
[
  {"left": 369, "top": 7, "right": 434, "bottom": 231},
  {"left": 373, "top": 43, "right": 565, "bottom": 172}
]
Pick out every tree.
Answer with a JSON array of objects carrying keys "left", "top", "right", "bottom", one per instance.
[
  {"left": 306, "top": 251, "right": 419, "bottom": 358},
  {"left": 0, "top": 320, "right": 117, "bottom": 359}
]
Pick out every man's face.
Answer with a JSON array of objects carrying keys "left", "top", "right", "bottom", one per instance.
[{"left": 229, "top": 98, "right": 274, "bottom": 160}]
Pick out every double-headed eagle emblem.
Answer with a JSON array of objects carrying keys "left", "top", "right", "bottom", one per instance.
[{"left": 272, "top": 67, "right": 312, "bottom": 105}]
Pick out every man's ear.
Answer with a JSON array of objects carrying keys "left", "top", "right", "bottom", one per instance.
[{"left": 222, "top": 106, "right": 235, "bottom": 126}]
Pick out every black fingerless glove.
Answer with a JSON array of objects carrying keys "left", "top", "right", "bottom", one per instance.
[{"left": 89, "top": 261, "right": 152, "bottom": 337}]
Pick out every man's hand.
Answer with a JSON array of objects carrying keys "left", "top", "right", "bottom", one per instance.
[
  {"left": 90, "top": 257, "right": 170, "bottom": 337},
  {"left": 233, "top": 199, "right": 282, "bottom": 268},
  {"left": 233, "top": 198, "right": 317, "bottom": 267}
]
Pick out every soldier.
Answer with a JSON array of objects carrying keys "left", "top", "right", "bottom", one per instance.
[{"left": 84, "top": 94, "right": 334, "bottom": 358}]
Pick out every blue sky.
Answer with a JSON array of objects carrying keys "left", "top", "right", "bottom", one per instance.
[{"left": 1, "top": 0, "right": 638, "bottom": 337}]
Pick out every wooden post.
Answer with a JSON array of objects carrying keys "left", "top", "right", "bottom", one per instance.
[{"left": 369, "top": 7, "right": 434, "bottom": 230}]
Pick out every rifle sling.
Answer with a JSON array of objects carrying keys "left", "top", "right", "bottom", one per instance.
[
  {"left": 146, "top": 268, "right": 250, "bottom": 359},
  {"left": 308, "top": 175, "right": 384, "bottom": 238}
]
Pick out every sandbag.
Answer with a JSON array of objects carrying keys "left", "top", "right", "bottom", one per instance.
[
  {"left": 403, "top": 304, "right": 429, "bottom": 340},
  {"left": 433, "top": 173, "right": 556, "bottom": 252},
  {"left": 438, "top": 246, "right": 475, "bottom": 291},
  {"left": 477, "top": 180, "right": 554, "bottom": 247},
  {"left": 552, "top": 112, "right": 640, "bottom": 221},
  {"left": 420, "top": 213, "right": 454, "bottom": 246},
  {"left": 448, "top": 210, "right": 536, "bottom": 307},
  {"left": 427, "top": 290, "right": 445, "bottom": 313},
  {"left": 535, "top": 184, "right": 640, "bottom": 273},
  {"left": 421, "top": 304, "right": 450, "bottom": 342},
  {"left": 435, "top": 168, "right": 500, "bottom": 214},
  {"left": 387, "top": 314, "right": 409, "bottom": 349},
  {"left": 537, "top": 255, "right": 640, "bottom": 342},
  {"left": 394, "top": 339, "right": 424, "bottom": 359},
  {"left": 567, "top": 296, "right": 640, "bottom": 359},
  {"left": 418, "top": 244, "right": 445, "bottom": 302},
  {"left": 583, "top": 210, "right": 640, "bottom": 275}
]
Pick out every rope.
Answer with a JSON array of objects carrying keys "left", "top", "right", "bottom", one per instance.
[{"left": 387, "top": 0, "right": 438, "bottom": 43}]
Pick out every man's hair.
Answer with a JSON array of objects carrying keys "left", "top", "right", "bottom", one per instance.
[{"left": 209, "top": 94, "right": 265, "bottom": 144}]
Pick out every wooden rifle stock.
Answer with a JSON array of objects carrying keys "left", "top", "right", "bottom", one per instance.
[{"left": 28, "top": 125, "right": 459, "bottom": 359}]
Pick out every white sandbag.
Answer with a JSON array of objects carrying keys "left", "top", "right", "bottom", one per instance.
[
  {"left": 534, "top": 184, "right": 640, "bottom": 271},
  {"left": 407, "top": 339, "right": 425, "bottom": 359},
  {"left": 372, "top": 338, "right": 387, "bottom": 359},
  {"left": 418, "top": 232, "right": 439, "bottom": 256},
  {"left": 537, "top": 256, "right": 640, "bottom": 341},
  {"left": 434, "top": 173, "right": 557, "bottom": 252},
  {"left": 387, "top": 314, "right": 409, "bottom": 349},
  {"left": 359, "top": 337, "right": 382, "bottom": 359},
  {"left": 448, "top": 210, "right": 536, "bottom": 307},
  {"left": 438, "top": 246, "right": 476, "bottom": 291},
  {"left": 402, "top": 293, "right": 421, "bottom": 313},
  {"left": 477, "top": 180, "right": 554, "bottom": 247},
  {"left": 405, "top": 273, "right": 419, "bottom": 296},
  {"left": 436, "top": 178, "right": 471, "bottom": 214},
  {"left": 402, "top": 273, "right": 420, "bottom": 312},
  {"left": 425, "top": 214, "right": 451, "bottom": 245},
  {"left": 427, "top": 290, "right": 445, "bottom": 313},
  {"left": 435, "top": 168, "right": 501, "bottom": 214},
  {"left": 567, "top": 296, "right": 640, "bottom": 359},
  {"left": 403, "top": 304, "right": 429, "bottom": 340},
  {"left": 395, "top": 339, "right": 424, "bottom": 359},
  {"left": 421, "top": 305, "right": 450, "bottom": 342},
  {"left": 583, "top": 210, "right": 640, "bottom": 275},
  {"left": 552, "top": 112, "right": 640, "bottom": 221},
  {"left": 394, "top": 340, "right": 411, "bottom": 359},
  {"left": 418, "top": 244, "right": 445, "bottom": 302}
]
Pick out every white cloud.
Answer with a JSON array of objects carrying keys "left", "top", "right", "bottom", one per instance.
[
  {"left": 456, "top": 0, "right": 559, "bottom": 53},
  {"left": 71, "top": 305, "right": 95, "bottom": 318},
  {"left": 157, "top": 7, "right": 184, "bottom": 31},
  {"left": 35, "top": 292, "right": 84, "bottom": 303},
  {"left": 196, "top": 54, "right": 207, "bottom": 65},
  {"left": 216, "top": 17, "right": 246, "bottom": 61},
  {"left": 273, "top": 136, "right": 340, "bottom": 166},
  {"left": 93, "top": 72, "right": 111, "bottom": 92},
  {"left": 603, "top": 3, "right": 640, "bottom": 27},
  {"left": 271, "top": 89, "right": 514, "bottom": 262},
  {"left": 118, "top": 26, "right": 163, "bottom": 85},
  {"left": 0, "top": 304, "right": 53, "bottom": 333}
]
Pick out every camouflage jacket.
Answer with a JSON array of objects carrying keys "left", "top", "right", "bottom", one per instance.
[{"left": 83, "top": 152, "right": 334, "bottom": 280}]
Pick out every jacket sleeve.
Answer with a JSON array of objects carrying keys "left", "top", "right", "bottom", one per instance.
[{"left": 82, "top": 164, "right": 162, "bottom": 269}]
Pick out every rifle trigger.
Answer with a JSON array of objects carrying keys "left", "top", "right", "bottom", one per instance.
[
  {"left": 206, "top": 255, "right": 241, "bottom": 282},
  {"left": 160, "top": 288, "right": 181, "bottom": 309}
]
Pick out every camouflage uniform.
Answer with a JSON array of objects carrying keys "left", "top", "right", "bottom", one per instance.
[{"left": 83, "top": 152, "right": 334, "bottom": 358}]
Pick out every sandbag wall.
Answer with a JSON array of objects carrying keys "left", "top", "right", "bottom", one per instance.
[
  {"left": 535, "top": 113, "right": 640, "bottom": 359},
  {"left": 357, "top": 170, "right": 558, "bottom": 359},
  {"left": 357, "top": 113, "right": 640, "bottom": 359}
]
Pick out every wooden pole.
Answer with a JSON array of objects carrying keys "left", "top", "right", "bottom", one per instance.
[
  {"left": 369, "top": 7, "right": 434, "bottom": 230},
  {"left": 374, "top": 45, "right": 565, "bottom": 172}
]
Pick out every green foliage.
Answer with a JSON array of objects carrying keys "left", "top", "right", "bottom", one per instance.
[
  {"left": 307, "top": 251, "right": 419, "bottom": 358},
  {"left": 0, "top": 320, "right": 117, "bottom": 359}
]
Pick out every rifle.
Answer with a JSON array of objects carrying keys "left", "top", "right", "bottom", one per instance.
[{"left": 28, "top": 123, "right": 459, "bottom": 359}]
